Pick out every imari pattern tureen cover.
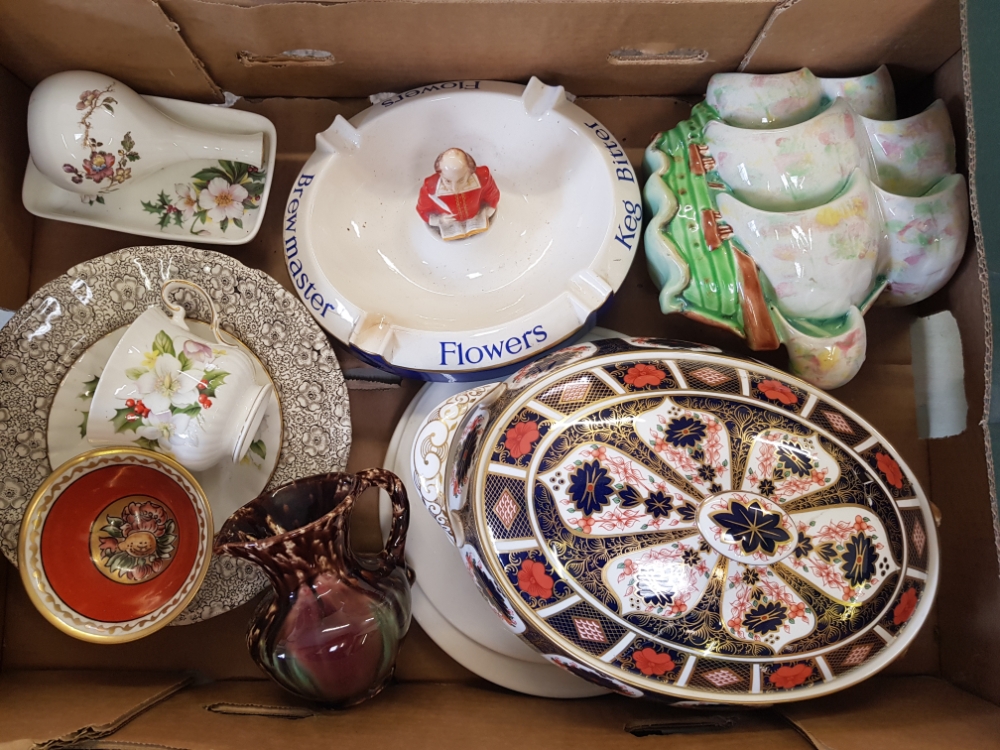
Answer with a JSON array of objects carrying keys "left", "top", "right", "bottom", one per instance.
[{"left": 455, "top": 338, "right": 936, "bottom": 702}]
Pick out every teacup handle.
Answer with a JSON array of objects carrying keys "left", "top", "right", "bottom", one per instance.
[
  {"left": 354, "top": 468, "right": 410, "bottom": 577},
  {"left": 161, "top": 279, "right": 239, "bottom": 347}
]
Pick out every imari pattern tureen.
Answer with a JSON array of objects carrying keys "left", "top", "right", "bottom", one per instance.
[{"left": 412, "top": 338, "right": 937, "bottom": 702}]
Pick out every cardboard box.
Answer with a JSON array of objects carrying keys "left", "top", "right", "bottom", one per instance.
[{"left": 1, "top": 0, "right": 998, "bottom": 746}]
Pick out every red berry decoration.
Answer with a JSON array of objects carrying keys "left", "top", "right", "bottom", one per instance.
[
  {"left": 197, "top": 380, "right": 208, "bottom": 390},
  {"left": 125, "top": 398, "right": 136, "bottom": 407}
]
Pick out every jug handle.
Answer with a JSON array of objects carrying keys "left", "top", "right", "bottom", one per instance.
[
  {"left": 161, "top": 279, "right": 270, "bottom": 384},
  {"left": 355, "top": 468, "right": 410, "bottom": 577}
]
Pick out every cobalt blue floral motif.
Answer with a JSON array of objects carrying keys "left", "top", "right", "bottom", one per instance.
[
  {"left": 645, "top": 490, "right": 674, "bottom": 519},
  {"left": 757, "top": 478, "right": 776, "bottom": 497},
  {"left": 711, "top": 499, "right": 792, "bottom": 555},
  {"left": 841, "top": 532, "right": 878, "bottom": 587},
  {"left": 793, "top": 532, "right": 813, "bottom": 559},
  {"left": 777, "top": 445, "right": 812, "bottom": 477},
  {"left": 676, "top": 500, "right": 699, "bottom": 522},
  {"left": 743, "top": 601, "right": 788, "bottom": 635},
  {"left": 618, "top": 484, "right": 643, "bottom": 509},
  {"left": 664, "top": 416, "right": 707, "bottom": 448},
  {"left": 568, "top": 460, "right": 614, "bottom": 516}
]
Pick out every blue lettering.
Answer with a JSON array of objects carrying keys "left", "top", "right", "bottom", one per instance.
[
  {"left": 614, "top": 200, "right": 642, "bottom": 250},
  {"left": 532, "top": 325, "right": 548, "bottom": 343},
  {"left": 506, "top": 337, "right": 523, "bottom": 355},
  {"left": 616, "top": 166, "right": 635, "bottom": 183},
  {"left": 285, "top": 213, "right": 297, "bottom": 233},
  {"left": 482, "top": 342, "right": 504, "bottom": 360},
  {"left": 322, "top": 302, "right": 336, "bottom": 318},
  {"left": 465, "top": 346, "right": 483, "bottom": 365},
  {"left": 284, "top": 236, "right": 298, "bottom": 259},
  {"left": 440, "top": 341, "right": 460, "bottom": 366},
  {"left": 310, "top": 292, "right": 323, "bottom": 312},
  {"left": 289, "top": 259, "right": 302, "bottom": 277},
  {"left": 296, "top": 272, "right": 309, "bottom": 291}
]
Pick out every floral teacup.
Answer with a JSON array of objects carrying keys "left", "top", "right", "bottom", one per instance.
[{"left": 87, "top": 280, "right": 273, "bottom": 472}]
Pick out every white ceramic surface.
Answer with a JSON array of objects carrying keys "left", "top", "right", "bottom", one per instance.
[
  {"left": 379, "top": 376, "right": 606, "bottom": 697},
  {"left": 717, "top": 169, "right": 885, "bottom": 320},
  {"left": 48, "top": 321, "right": 281, "bottom": 533},
  {"left": 23, "top": 95, "right": 276, "bottom": 245},
  {"left": 705, "top": 66, "right": 895, "bottom": 130},
  {"left": 705, "top": 99, "right": 873, "bottom": 211},
  {"left": 878, "top": 174, "right": 969, "bottom": 306},
  {"left": 87, "top": 283, "right": 272, "bottom": 472},
  {"left": 28, "top": 71, "right": 262, "bottom": 196},
  {"left": 283, "top": 77, "right": 641, "bottom": 379},
  {"left": 862, "top": 100, "right": 956, "bottom": 197}
]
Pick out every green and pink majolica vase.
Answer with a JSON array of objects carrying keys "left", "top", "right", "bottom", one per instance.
[
  {"left": 642, "top": 66, "right": 968, "bottom": 389},
  {"left": 216, "top": 470, "right": 411, "bottom": 707}
]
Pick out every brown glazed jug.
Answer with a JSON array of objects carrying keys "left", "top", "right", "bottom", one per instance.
[{"left": 216, "top": 469, "right": 410, "bottom": 707}]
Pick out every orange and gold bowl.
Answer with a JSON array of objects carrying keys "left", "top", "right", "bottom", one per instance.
[{"left": 18, "top": 447, "right": 213, "bottom": 643}]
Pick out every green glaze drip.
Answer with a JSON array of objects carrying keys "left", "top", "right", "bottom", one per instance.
[{"left": 650, "top": 102, "right": 743, "bottom": 335}]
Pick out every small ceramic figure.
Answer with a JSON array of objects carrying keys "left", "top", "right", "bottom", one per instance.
[
  {"left": 216, "top": 470, "right": 411, "bottom": 707},
  {"left": 28, "top": 71, "right": 264, "bottom": 196},
  {"left": 416, "top": 148, "right": 500, "bottom": 240}
]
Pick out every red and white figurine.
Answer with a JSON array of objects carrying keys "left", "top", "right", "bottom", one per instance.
[{"left": 416, "top": 148, "right": 500, "bottom": 241}]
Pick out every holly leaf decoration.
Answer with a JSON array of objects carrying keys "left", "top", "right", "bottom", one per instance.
[
  {"left": 200, "top": 370, "right": 229, "bottom": 398},
  {"left": 78, "top": 411, "right": 88, "bottom": 438},
  {"left": 111, "top": 407, "right": 142, "bottom": 433},
  {"left": 80, "top": 375, "right": 101, "bottom": 398}
]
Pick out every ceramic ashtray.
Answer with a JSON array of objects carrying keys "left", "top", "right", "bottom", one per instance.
[
  {"left": 409, "top": 337, "right": 937, "bottom": 703},
  {"left": 283, "top": 77, "right": 641, "bottom": 381},
  {"left": 19, "top": 448, "right": 213, "bottom": 642},
  {"left": 643, "top": 67, "right": 969, "bottom": 389},
  {"left": 23, "top": 71, "right": 277, "bottom": 245}
]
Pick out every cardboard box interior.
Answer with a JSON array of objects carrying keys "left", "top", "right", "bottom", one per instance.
[{"left": 1, "top": 0, "right": 998, "bottom": 747}]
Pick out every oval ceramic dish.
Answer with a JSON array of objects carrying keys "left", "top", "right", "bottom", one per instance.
[
  {"left": 283, "top": 77, "right": 641, "bottom": 381},
  {"left": 19, "top": 448, "right": 212, "bottom": 643},
  {"left": 411, "top": 337, "right": 938, "bottom": 703}
]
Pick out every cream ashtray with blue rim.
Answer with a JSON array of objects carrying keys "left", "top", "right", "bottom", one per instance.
[{"left": 283, "top": 77, "right": 641, "bottom": 381}]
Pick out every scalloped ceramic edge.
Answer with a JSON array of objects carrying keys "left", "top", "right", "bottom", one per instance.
[
  {"left": 642, "top": 91, "right": 968, "bottom": 389},
  {"left": 705, "top": 66, "right": 896, "bottom": 129},
  {"left": 23, "top": 96, "right": 277, "bottom": 245},
  {"left": 411, "top": 338, "right": 939, "bottom": 704},
  {"left": 282, "top": 77, "right": 641, "bottom": 381}
]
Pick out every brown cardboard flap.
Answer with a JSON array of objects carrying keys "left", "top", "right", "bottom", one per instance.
[
  {"left": 780, "top": 675, "right": 1000, "bottom": 749},
  {"left": 86, "top": 677, "right": 1000, "bottom": 750},
  {"left": 0, "top": 0, "right": 221, "bottom": 102},
  {"left": 0, "top": 67, "right": 32, "bottom": 310},
  {"left": 159, "top": 0, "right": 778, "bottom": 98},
  {"left": 0, "top": 671, "right": 191, "bottom": 748},
  {"left": 742, "top": 0, "right": 961, "bottom": 85},
  {"left": 103, "top": 679, "right": 803, "bottom": 750}
]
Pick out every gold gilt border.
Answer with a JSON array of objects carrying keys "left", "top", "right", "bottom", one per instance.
[{"left": 18, "top": 447, "right": 213, "bottom": 643}]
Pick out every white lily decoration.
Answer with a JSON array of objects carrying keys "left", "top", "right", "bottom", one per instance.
[
  {"left": 134, "top": 354, "right": 204, "bottom": 413},
  {"left": 136, "top": 410, "right": 198, "bottom": 449}
]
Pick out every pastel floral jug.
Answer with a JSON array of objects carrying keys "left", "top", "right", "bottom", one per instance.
[{"left": 216, "top": 470, "right": 411, "bottom": 706}]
